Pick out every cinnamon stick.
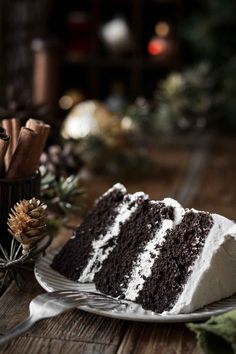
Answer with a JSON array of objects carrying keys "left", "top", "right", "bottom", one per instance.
[
  {"left": 12, "top": 118, "right": 21, "bottom": 154},
  {"left": 2, "top": 119, "right": 13, "bottom": 170},
  {"left": 26, "top": 118, "right": 44, "bottom": 131},
  {"left": 6, "top": 127, "right": 40, "bottom": 178},
  {"left": 0, "top": 131, "right": 10, "bottom": 177},
  {"left": 26, "top": 118, "right": 50, "bottom": 155}
]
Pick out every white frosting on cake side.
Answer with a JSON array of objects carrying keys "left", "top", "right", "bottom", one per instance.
[
  {"left": 79, "top": 192, "right": 148, "bottom": 282},
  {"left": 94, "top": 183, "right": 127, "bottom": 205},
  {"left": 168, "top": 213, "right": 236, "bottom": 314},
  {"left": 101, "top": 183, "right": 127, "bottom": 198},
  {"left": 162, "top": 198, "right": 185, "bottom": 224},
  {"left": 123, "top": 198, "right": 185, "bottom": 301}
]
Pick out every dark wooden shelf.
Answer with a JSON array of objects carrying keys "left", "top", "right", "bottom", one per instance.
[
  {"left": 65, "top": 55, "right": 180, "bottom": 69},
  {"left": 61, "top": 0, "right": 183, "bottom": 99}
]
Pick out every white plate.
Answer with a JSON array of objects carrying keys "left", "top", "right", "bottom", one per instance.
[{"left": 34, "top": 250, "right": 236, "bottom": 323}]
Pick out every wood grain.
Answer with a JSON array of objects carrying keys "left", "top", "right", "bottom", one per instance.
[
  {"left": 116, "top": 322, "right": 201, "bottom": 354},
  {"left": 0, "top": 337, "right": 117, "bottom": 354},
  {"left": 191, "top": 138, "right": 236, "bottom": 219}
]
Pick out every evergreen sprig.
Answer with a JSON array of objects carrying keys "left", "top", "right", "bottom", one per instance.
[
  {"left": 40, "top": 166, "right": 85, "bottom": 213},
  {"left": 0, "top": 235, "right": 52, "bottom": 290}
]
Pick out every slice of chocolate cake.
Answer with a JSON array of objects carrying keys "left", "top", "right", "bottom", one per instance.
[
  {"left": 51, "top": 183, "right": 148, "bottom": 282},
  {"left": 52, "top": 184, "right": 236, "bottom": 314}
]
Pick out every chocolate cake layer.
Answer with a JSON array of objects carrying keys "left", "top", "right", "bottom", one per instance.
[
  {"left": 51, "top": 184, "right": 127, "bottom": 280},
  {"left": 94, "top": 201, "right": 174, "bottom": 297},
  {"left": 136, "top": 210, "right": 213, "bottom": 313}
]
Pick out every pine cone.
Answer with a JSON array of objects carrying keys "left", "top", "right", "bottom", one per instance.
[
  {"left": 8, "top": 198, "right": 48, "bottom": 254},
  {"left": 40, "top": 143, "right": 84, "bottom": 179}
]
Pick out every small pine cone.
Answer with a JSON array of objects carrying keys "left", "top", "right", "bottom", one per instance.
[{"left": 8, "top": 198, "right": 48, "bottom": 254}]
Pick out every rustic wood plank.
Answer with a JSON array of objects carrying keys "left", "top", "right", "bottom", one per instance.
[
  {"left": 175, "top": 134, "right": 213, "bottom": 205},
  {"left": 0, "top": 273, "right": 42, "bottom": 333},
  {"left": 30, "top": 311, "right": 128, "bottom": 345},
  {"left": 116, "top": 322, "right": 201, "bottom": 354},
  {"left": 0, "top": 336, "right": 117, "bottom": 354},
  {"left": 0, "top": 273, "right": 128, "bottom": 345},
  {"left": 191, "top": 138, "right": 236, "bottom": 218}
]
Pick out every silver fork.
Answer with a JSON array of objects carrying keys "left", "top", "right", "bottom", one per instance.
[{"left": 0, "top": 290, "right": 126, "bottom": 346}]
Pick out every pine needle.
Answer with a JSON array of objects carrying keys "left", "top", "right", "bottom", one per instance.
[
  {"left": 10, "top": 238, "right": 16, "bottom": 260},
  {"left": 0, "top": 243, "right": 9, "bottom": 261},
  {"left": 13, "top": 243, "right": 22, "bottom": 260}
]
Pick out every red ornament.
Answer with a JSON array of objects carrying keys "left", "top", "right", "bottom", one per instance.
[{"left": 148, "top": 37, "right": 168, "bottom": 56}]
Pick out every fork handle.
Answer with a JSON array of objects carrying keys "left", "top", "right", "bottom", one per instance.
[{"left": 0, "top": 315, "right": 37, "bottom": 346}]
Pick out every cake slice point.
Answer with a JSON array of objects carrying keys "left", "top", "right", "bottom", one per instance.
[
  {"left": 51, "top": 183, "right": 128, "bottom": 281},
  {"left": 51, "top": 183, "right": 149, "bottom": 283}
]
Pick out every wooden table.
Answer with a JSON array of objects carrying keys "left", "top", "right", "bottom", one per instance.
[{"left": 1, "top": 137, "right": 236, "bottom": 354}]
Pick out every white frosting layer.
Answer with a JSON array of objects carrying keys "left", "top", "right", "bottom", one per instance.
[
  {"left": 79, "top": 192, "right": 148, "bottom": 282},
  {"left": 124, "top": 198, "right": 185, "bottom": 301},
  {"left": 168, "top": 213, "right": 236, "bottom": 314},
  {"left": 124, "top": 219, "right": 173, "bottom": 301}
]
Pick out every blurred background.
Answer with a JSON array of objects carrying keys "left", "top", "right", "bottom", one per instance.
[{"left": 1, "top": 0, "right": 236, "bottom": 219}]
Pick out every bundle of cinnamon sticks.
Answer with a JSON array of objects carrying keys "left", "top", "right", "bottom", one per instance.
[{"left": 0, "top": 118, "right": 50, "bottom": 179}]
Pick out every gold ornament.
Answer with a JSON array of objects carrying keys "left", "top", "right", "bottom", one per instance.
[
  {"left": 61, "top": 100, "right": 123, "bottom": 140},
  {"left": 8, "top": 198, "right": 48, "bottom": 254}
]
